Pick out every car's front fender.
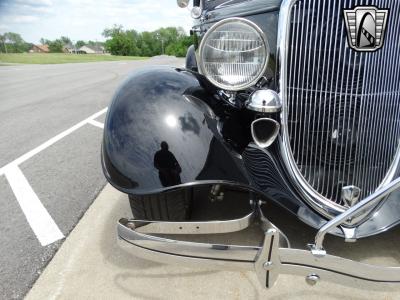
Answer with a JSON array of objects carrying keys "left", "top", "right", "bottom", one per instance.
[{"left": 101, "top": 66, "right": 249, "bottom": 195}]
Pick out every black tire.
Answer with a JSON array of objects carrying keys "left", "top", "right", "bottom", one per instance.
[{"left": 129, "top": 189, "right": 192, "bottom": 221}]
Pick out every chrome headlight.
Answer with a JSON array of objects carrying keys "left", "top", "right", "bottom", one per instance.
[{"left": 199, "top": 18, "right": 269, "bottom": 91}]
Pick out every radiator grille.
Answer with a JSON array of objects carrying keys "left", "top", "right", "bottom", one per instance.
[{"left": 283, "top": 0, "right": 400, "bottom": 208}]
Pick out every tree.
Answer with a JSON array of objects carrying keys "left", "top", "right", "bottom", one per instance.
[
  {"left": 75, "top": 40, "right": 85, "bottom": 48},
  {"left": 1, "top": 32, "right": 30, "bottom": 53},
  {"left": 60, "top": 36, "right": 72, "bottom": 45},
  {"left": 103, "top": 25, "right": 139, "bottom": 56},
  {"left": 48, "top": 39, "right": 64, "bottom": 52},
  {"left": 166, "top": 35, "right": 192, "bottom": 57},
  {"left": 0, "top": 34, "right": 7, "bottom": 53},
  {"left": 4, "top": 32, "right": 25, "bottom": 53},
  {"left": 102, "top": 25, "right": 192, "bottom": 57},
  {"left": 102, "top": 24, "right": 123, "bottom": 38}
]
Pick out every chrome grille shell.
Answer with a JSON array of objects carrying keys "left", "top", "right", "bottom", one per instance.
[{"left": 278, "top": 0, "right": 400, "bottom": 218}]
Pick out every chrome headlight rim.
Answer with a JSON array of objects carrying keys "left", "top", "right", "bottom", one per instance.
[{"left": 198, "top": 17, "right": 270, "bottom": 91}]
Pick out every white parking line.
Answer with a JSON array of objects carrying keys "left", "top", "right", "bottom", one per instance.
[
  {"left": 0, "top": 108, "right": 108, "bottom": 246},
  {"left": 0, "top": 108, "right": 107, "bottom": 176},
  {"left": 4, "top": 165, "right": 64, "bottom": 246},
  {"left": 88, "top": 119, "right": 104, "bottom": 129}
]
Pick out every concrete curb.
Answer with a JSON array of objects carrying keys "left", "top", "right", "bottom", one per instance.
[{"left": 26, "top": 184, "right": 399, "bottom": 300}]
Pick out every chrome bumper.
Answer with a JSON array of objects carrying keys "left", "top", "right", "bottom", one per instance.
[{"left": 118, "top": 178, "right": 400, "bottom": 289}]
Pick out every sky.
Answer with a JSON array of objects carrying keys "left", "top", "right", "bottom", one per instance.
[{"left": 0, "top": 0, "right": 193, "bottom": 43}]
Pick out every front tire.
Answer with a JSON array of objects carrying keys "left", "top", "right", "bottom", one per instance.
[{"left": 129, "top": 189, "right": 192, "bottom": 221}]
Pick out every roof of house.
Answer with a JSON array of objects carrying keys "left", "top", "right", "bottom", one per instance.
[
  {"left": 81, "top": 44, "right": 104, "bottom": 52},
  {"left": 33, "top": 44, "right": 49, "bottom": 52}
]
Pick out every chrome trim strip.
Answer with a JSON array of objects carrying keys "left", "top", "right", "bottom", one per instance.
[
  {"left": 372, "top": 0, "right": 400, "bottom": 191},
  {"left": 127, "top": 211, "right": 254, "bottom": 235},
  {"left": 278, "top": 0, "right": 345, "bottom": 219},
  {"left": 118, "top": 235, "right": 255, "bottom": 270},
  {"left": 279, "top": 248, "right": 400, "bottom": 284},
  {"left": 118, "top": 216, "right": 260, "bottom": 263}
]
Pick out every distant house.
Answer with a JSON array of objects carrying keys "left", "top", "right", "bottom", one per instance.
[
  {"left": 63, "top": 44, "right": 76, "bottom": 54},
  {"left": 30, "top": 44, "right": 49, "bottom": 53},
  {"left": 78, "top": 45, "right": 105, "bottom": 54}
]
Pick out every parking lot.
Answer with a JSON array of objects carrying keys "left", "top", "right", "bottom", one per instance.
[
  {"left": 0, "top": 57, "right": 183, "bottom": 299},
  {"left": 1, "top": 57, "right": 399, "bottom": 300}
]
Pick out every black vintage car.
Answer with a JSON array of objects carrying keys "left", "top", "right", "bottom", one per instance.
[{"left": 102, "top": 0, "right": 400, "bottom": 289}]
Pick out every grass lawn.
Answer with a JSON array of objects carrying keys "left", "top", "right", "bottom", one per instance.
[{"left": 0, "top": 53, "right": 148, "bottom": 64}]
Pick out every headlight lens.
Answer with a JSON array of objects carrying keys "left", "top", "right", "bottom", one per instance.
[{"left": 199, "top": 18, "right": 269, "bottom": 91}]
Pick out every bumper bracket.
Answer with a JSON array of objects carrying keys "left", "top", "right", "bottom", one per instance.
[{"left": 118, "top": 201, "right": 400, "bottom": 290}]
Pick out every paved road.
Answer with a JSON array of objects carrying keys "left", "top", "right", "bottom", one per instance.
[{"left": 0, "top": 57, "right": 184, "bottom": 300}]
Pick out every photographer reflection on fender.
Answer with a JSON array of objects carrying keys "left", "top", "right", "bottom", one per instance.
[{"left": 154, "top": 141, "right": 182, "bottom": 187}]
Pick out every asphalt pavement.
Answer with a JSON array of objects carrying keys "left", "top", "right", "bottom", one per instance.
[{"left": 0, "top": 57, "right": 184, "bottom": 300}]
